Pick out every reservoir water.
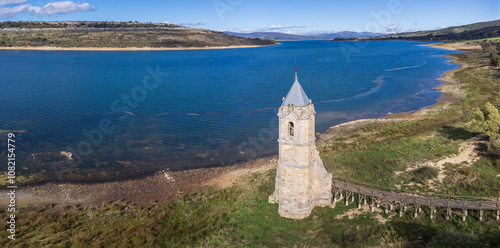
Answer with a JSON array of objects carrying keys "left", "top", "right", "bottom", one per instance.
[{"left": 0, "top": 40, "right": 462, "bottom": 183}]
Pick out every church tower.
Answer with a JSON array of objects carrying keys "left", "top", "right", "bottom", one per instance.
[{"left": 269, "top": 65, "right": 332, "bottom": 219}]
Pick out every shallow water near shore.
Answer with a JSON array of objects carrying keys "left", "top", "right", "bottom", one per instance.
[{"left": 0, "top": 40, "right": 462, "bottom": 184}]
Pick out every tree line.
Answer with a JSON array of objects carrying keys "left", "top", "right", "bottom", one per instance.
[{"left": 481, "top": 40, "right": 500, "bottom": 67}]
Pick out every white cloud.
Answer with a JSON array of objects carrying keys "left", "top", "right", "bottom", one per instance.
[
  {"left": 0, "top": 0, "right": 26, "bottom": 6},
  {"left": 31, "top": 1, "right": 95, "bottom": 15},
  {"left": 0, "top": 1, "right": 95, "bottom": 18},
  {"left": 0, "top": 3, "right": 30, "bottom": 18},
  {"left": 241, "top": 24, "right": 306, "bottom": 33},
  {"left": 218, "top": 27, "right": 237, "bottom": 32},
  {"left": 264, "top": 24, "right": 306, "bottom": 31},
  {"left": 386, "top": 23, "right": 403, "bottom": 33},
  {"left": 164, "top": 21, "right": 206, "bottom": 27},
  {"left": 175, "top": 22, "right": 206, "bottom": 26},
  {"left": 438, "top": 25, "right": 449, "bottom": 29}
]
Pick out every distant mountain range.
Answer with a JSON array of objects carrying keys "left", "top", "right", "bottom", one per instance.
[
  {"left": 226, "top": 18, "right": 500, "bottom": 42},
  {"left": 224, "top": 31, "right": 385, "bottom": 41},
  {"left": 353, "top": 19, "right": 500, "bottom": 42}
]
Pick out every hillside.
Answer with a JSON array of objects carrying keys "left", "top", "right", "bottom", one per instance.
[
  {"left": 0, "top": 21, "right": 277, "bottom": 48},
  {"left": 333, "top": 19, "right": 500, "bottom": 42}
]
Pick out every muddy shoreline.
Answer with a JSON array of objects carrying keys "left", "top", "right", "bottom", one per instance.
[
  {"left": 0, "top": 42, "right": 472, "bottom": 207},
  {"left": 0, "top": 44, "right": 276, "bottom": 51}
]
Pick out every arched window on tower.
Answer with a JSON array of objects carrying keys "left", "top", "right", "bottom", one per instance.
[{"left": 289, "top": 122, "right": 294, "bottom": 136}]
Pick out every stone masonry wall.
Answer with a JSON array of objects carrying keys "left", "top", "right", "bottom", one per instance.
[{"left": 270, "top": 103, "right": 332, "bottom": 219}]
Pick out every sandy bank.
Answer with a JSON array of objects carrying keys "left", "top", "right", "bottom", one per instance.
[
  {"left": 418, "top": 42, "right": 481, "bottom": 51},
  {"left": 0, "top": 44, "right": 276, "bottom": 51}
]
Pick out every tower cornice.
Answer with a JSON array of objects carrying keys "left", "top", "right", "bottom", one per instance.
[{"left": 278, "top": 104, "right": 316, "bottom": 119}]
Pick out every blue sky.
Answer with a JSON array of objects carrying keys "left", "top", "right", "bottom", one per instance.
[{"left": 1, "top": 0, "right": 499, "bottom": 34}]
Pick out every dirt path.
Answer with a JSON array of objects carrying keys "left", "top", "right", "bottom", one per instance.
[
  {"left": 334, "top": 204, "right": 395, "bottom": 224},
  {"left": 406, "top": 134, "right": 488, "bottom": 184}
]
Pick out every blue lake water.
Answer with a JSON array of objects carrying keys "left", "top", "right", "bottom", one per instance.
[{"left": 0, "top": 40, "right": 462, "bottom": 183}]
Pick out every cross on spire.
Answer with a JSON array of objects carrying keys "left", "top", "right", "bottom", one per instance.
[{"left": 293, "top": 63, "right": 299, "bottom": 72}]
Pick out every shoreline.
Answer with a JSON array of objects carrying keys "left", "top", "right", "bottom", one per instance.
[
  {"left": 0, "top": 42, "right": 470, "bottom": 207},
  {"left": 418, "top": 42, "right": 481, "bottom": 51},
  {"left": 317, "top": 42, "right": 470, "bottom": 144},
  {"left": 0, "top": 44, "right": 277, "bottom": 51}
]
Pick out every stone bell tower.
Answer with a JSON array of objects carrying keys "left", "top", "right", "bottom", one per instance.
[{"left": 269, "top": 65, "right": 332, "bottom": 219}]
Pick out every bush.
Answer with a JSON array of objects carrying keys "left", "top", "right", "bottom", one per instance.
[
  {"left": 426, "top": 231, "right": 478, "bottom": 248},
  {"left": 470, "top": 102, "right": 500, "bottom": 138},
  {"left": 482, "top": 41, "right": 497, "bottom": 54},
  {"left": 457, "top": 166, "right": 473, "bottom": 176},
  {"left": 491, "top": 53, "right": 500, "bottom": 67},
  {"left": 488, "top": 137, "right": 500, "bottom": 156},
  {"left": 411, "top": 166, "right": 439, "bottom": 184}
]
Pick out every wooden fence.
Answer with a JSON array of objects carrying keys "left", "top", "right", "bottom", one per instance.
[{"left": 332, "top": 178, "right": 500, "bottom": 221}]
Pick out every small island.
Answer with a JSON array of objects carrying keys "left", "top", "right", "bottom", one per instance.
[{"left": 0, "top": 21, "right": 278, "bottom": 50}]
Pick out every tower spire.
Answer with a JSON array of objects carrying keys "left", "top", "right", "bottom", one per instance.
[
  {"left": 284, "top": 59, "right": 309, "bottom": 106},
  {"left": 293, "top": 57, "right": 299, "bottom": 80}
]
